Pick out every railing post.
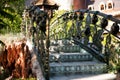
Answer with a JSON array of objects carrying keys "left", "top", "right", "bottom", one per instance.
[{"left": 45, "top": 15, "right": 50, "bottom": 80}]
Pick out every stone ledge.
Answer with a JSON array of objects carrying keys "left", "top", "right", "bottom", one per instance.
[
  {"left": 49, "top": 53, "right": 93, "bottom": 62},
  {"left": 50, "top": 73, "right": 116, "bottom": 80},
  {"left": 50, "top": 62, "right": 107, "bottom": 74}
]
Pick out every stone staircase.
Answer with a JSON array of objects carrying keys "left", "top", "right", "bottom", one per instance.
[{"left": 49, "top": 39, "right": 108, "bottom": 80}]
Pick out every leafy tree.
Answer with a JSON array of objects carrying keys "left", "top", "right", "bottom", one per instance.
[{"left": 0, "top": 0, "right": 25, "bottom": 33}]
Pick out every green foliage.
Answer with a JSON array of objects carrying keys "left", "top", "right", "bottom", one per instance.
[
  {"left": 51, "top": 10, "right": 67, "bottom": 24},
  {"left": 50, "top": 10, "right": 73, "bottom": 38},
  {"left": 9, "top": 0, "right": 25, "bottom": 15},
  {"left": 108, "top": 36, "right": 120, "bottom": 73},
  {"left": 0, "top": 0, "right": 25, "bottom": 34}
]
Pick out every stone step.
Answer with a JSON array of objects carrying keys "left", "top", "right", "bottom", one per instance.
[
  {"left": 50, "top": 61, "right": 107, "bottom": 75},
  {"left": 50, "top": 73, "right": 116, "bottom": 80},
  {"left": 50, "top": 45, "right": 88, "bottom": 53},
  {"left": 59, "top": 45, "right": 81, "bottom": 53},
  {"left": 50, "top": 39, "right": 73, "bottom": 46},
  {"left": 49, "top": 53, "right": 93, "bottom": 62}
]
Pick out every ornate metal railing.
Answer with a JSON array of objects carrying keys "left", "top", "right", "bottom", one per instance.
[
  {"left": 50, "top": 9, "right": 120, "bottom": 70},
  {"left": 21, "top": 6, "right": 50, "bottom": 80},
  {"left": 22, "top": 7, "right": 120, "bottom": 79}
]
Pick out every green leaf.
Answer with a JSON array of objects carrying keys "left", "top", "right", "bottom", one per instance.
[
  {"left": 0, "top": 8, "right": 14, "bottom": 20},
  {"left": 4, "top": 7, "right": 15, "bottom": 13}
]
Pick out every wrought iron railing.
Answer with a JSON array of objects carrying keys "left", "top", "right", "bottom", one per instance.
[
  {"left": 22, "top": 7, "right": 120, "bottom": 79},
  {"left": 21, "top": 6, "right": 50, "bottom": 80},
  {"left": 50, "top": 9, "right": 120, "bottom": 71}
]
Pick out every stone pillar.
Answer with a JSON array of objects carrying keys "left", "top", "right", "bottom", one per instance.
[{"left": 73, "top": 0, "right": 86, "bottom": 10}]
